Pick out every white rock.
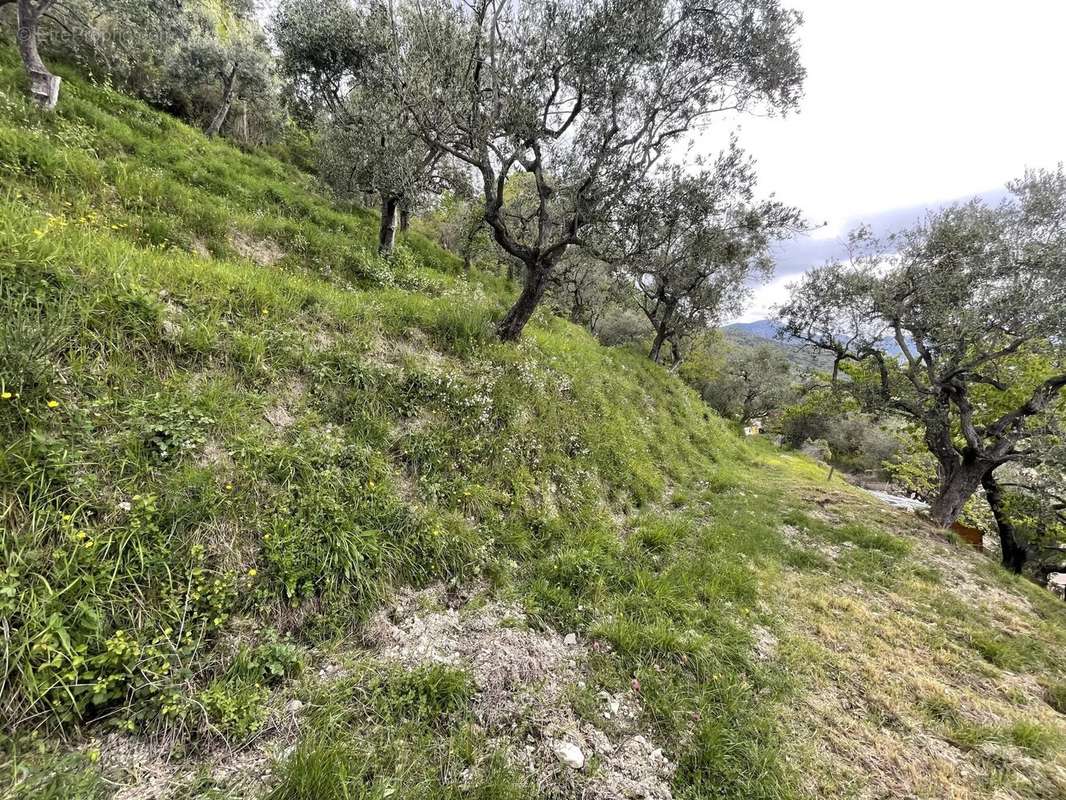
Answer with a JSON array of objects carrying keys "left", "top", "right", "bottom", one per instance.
[
  {"left": 563, "top": 633, "right": 578, "bottom": 646},
  {"left": 285, "top": 699, "right": 304, "bottom": 714},
  {"left": 552, "top": 739, "right": 585, "bottom": 769},
  {"left": 161, "top": 320, "right": 182, "bottom": 341}
]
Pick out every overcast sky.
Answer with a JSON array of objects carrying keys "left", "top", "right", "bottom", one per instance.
[{"left": 710, "top": 0, "right": 1066, "bottom": 322}]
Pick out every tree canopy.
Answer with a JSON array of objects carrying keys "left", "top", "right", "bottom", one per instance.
[
  {"left": 598, "top": 143, "right": 801, "bottom": 362},
  {"left": 389, "top": 0, "right": 805, "bottom": 339},
  {"left": 777, "top": 168, "right": 1066, "bottom": 528},
  {"left": 273, "top": 0, "right": 457, "bottom": 254}
]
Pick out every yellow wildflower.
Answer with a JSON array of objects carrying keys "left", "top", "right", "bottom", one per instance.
[
  {"left": 0, "top": 391, "right": 11, "bottom": 400},
  {"left": 247, "top": 568, "right": 257, "bottom": 577},
  {"left": 47, "top": 400, "right": 59, "bottom": 409}
]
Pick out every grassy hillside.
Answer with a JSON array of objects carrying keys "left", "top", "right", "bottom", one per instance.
[{"left": 2, "top": 48, "right": 1066, "bottom": 800}]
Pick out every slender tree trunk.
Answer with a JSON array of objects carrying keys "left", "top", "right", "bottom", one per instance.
[
  {"left": 399, "top": 204, "right": 411, "bottom": 233},
  {"left": 461, "top": 222, "right": 479, "bottom": 273},
  {"left": 237, "top": 102, "right": 249, "bottom": 143},
  {"left": 497, "top": 259, "right": 554, "bottom": 341},
  {"left": 928, "top": 457, "right": 990, "bottom": 527},
  {"left": 378, "top": 195, "right": 399, "bottom": 255},
  {"left": 16, "top": 0, "right": 61, "bottom": 110},
  {"left": 206, "top": 63, "right": 238, "bottom": 138},
  {"left": 647, "top": 301, "right": 678, "bottom": 364},
  {"left": 982, "top": 471, "right": 1027, "bottom": 574},
  {"left": 648, "top": 326, "right": 671, "bottom": 364},
  {"left": 668, "top": 339, "right": 683, "bottom": 367}
]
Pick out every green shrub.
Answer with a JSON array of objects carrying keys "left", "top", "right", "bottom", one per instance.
[{"left": 199, "top": 679, "right": 270, "bottom": 740}]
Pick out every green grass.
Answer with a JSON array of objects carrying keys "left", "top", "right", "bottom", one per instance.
[
  {"left": 0, "top": 42, "right": 769, "bottom": 797},
  {"left": 2, "top": 43, "right": 1065, "bottom": 800},
  {"left": 264, "top": 664, "right": 533, "bottom": 800}
]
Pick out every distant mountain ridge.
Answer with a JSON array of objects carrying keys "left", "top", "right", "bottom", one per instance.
[
  {"left": 723, "top": 318, "right": 906, "bottom": 359},
  {"left": 721, "top": 319, "right": 834, "bottom": 372},
  {"left": 723, "top": 319, "right": 783, "bottom": 340}
]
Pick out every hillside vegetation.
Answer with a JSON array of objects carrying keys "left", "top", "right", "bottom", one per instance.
[{"left": 2, "top": 50, "right": 1066, "bottom": 800}]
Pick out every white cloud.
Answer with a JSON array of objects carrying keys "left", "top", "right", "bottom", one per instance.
[{"left": 731, "top": 274, "right": 802, "bottom": 324}]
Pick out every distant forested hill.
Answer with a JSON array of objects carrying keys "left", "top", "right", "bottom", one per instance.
[{"left": 723, "top": 319, "right": 836, "bottom": 373}]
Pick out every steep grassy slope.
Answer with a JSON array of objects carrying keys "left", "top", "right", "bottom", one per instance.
[{"left": 1, "top": 49, "right": 1065, "bottom": 800}]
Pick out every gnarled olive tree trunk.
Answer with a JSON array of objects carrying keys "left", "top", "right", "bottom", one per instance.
[
  {"left": 496, "top": 257, "right": 556, "bottom": 341},
  {"left": 378, "top": 195, "right": 400, "bottom": 255},
  {"left": 982, "top": 471, "right": 1028, "bottom": 574},
  {"left": 206, "top": 62, "right": 239, "bottom": 138},
  {"left": 923, "top": 407, "right": 993, "bottom": 527},
  {"left": 15, "top": 0, "right": 61, "bottom": 110},
  {"left": 647, "top": 301, "right": 678, "bottom": 365},
  {"left": 928, "top": 458, "right": 990, "bottom": 527}
]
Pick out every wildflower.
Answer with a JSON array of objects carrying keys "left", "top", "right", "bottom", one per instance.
[
  {"left": 0, "top": 392, "right": 11, "bottom": 400},
  {"left": 261, "top": 308, "right": 269, "bottom": 317},
  {"left": 225, "top": 483, "right": 233, "bottom": 491},
  {"left": 47, "top": 400, "right": 59, "bottom": 409},
  {"left": 247, "top": 568, "right": 257, "bottom": 577}
]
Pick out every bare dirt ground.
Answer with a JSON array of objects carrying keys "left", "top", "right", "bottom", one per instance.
[{"left": 365, "top": 583, "right": 676, "bottom": 800}]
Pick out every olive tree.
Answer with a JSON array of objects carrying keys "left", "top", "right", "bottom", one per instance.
[
  {"left": 777, "top": 169, "right": 1066, "bottom": 528},
  {"left": 599, "top": 145, "right": 802, "bottom": 362},
  {"left": 55, "top": 0, "right": 188, "bottom": 105},
  {"left": 167, "top": 4, "right": 276, "bottom": 138},
  {"left": 700, "top": 342, "right": 794, "bottom": 423},
  {"left": 4, "top": 0, "right": 62, "bottom": 108},
  {"left": 3, "top": 0, "right": 277, "bottom": 131},
  {"left": 273, "top": 0, "right": 450, "bottom": 254},
  {"left": 391, "top": 0, "right": 804, "bottom": 340},
  {"left": 547, "top": 249, "right": 618, "bottom": 331},
  {"left": 992, "top": 461, "right": 1066, "bottom": 576}
]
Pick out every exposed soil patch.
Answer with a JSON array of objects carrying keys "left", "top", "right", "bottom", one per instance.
[
  {"left": 378, "top": 329, "right": 451, "bottom": 371},
  {"left": 263, "top": 405, "right": 296, "bottom": 429},
  {"left": 189, "top": 237, "right": 212, "bottom": 259},
  {"left": 230, "top": 230, "right": 286, "bottom": 267},
  {"left": 366, "top": 584, "right": 676, "bottom": 799},
  {"left": 197, "top": 439, "right": 233, "bottom": 469},
  {"left": 80, "top": 710, "right": 299, "bottom": 800}
]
